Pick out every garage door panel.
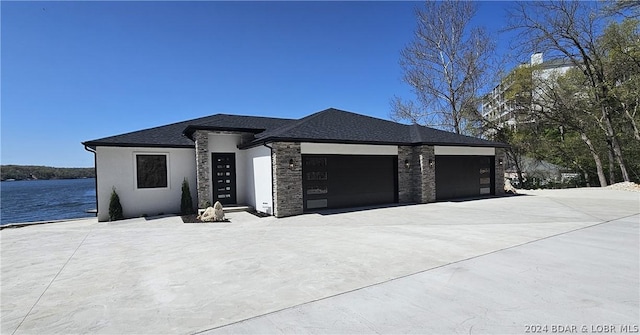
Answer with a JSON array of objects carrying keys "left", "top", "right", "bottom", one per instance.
[
  {"left": 329, "top": 172, "right": 395, "bottom": 195},
  {"left": 303, "top": 155, "right": 397, "bottom": 211},
  {"left": 328, "top": 191, "right": 396, "bottom": 209},
  {"left": 435, "top": 156, "right": 494, "bottom": 200}
]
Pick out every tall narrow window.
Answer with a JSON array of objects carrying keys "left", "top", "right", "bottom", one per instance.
[{"left": 136, "top": 154, "right": 168, "bottom": 189}]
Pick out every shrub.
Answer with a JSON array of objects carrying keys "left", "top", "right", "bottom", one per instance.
[
  {"left": 181, "top": 178, "right": 195, "bottom": 215},
  {"left": 109, "top": 187, "right": 124, "bottom": 221}
]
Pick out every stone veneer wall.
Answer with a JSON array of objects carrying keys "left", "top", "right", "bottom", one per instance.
[
  {"left": 194, "top": 130, "right": 211, "bottom": 208},
  {"left": 398, "top": 145, "right": 436, "bottom": 204},
  {"left": 397, "top": 146, "right": 414, "bottom": 203},
  {"left": 494, "top": 147, "right": 506, "bottom": 195},
  {"left": 412, "top": 145, "right": 436, "bottom": 203},
  {"left": 271, "top": 142, "right": 303, "bottom": 217}
]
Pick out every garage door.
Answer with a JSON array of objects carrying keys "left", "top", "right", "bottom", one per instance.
[
  {"left": 435, "top": 156, "right": 494, "bottom": 200},
  {"left": 302, "top": 155, "right": 398, "bottom": 210}
]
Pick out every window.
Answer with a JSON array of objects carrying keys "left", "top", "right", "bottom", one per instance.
[
  {"left": 304, "top": 157, "right": 327, "bottom": 167},
  {"left": 306, "top": 186, "right": 328, "bottom": 195},
  {"left": 136, "top": 154, "right": 168, "bottom": 189}
]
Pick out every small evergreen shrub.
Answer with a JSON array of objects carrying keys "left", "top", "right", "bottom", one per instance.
[
  {"left": 180, "top": 178, "right": 195, "bottom": 215},
  {"left": 109, "top": 187, "right": 124, "bottom": 221}
]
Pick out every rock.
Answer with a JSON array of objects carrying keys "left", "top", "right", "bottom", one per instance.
[
  {"left": 505, "top": 179, "right": 518, "bottom": 194},
  {"left": 198, "top": 207, "right": 216, "bottom": 222},
  {"left": 197, "top": 202, "right": 226, "bottom": 222},
  {"left": 213, "top": 201, "right": 225, "bottom": 221}
]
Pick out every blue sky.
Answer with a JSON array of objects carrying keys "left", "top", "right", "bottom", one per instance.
[{"left": 2, "top": 1, "right": 515, "bottom": 168}]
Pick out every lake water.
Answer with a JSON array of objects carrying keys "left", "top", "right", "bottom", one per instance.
[{"left": 1, "top": 178, "right": 96, "bottom": 225}]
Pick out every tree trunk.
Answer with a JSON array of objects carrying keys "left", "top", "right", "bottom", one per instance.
[
  {"left": 607, "top": 142, "right": 616, "bottom": 185},
  {"left": 516, "top": 169, "right": 524, "bottom": 187},
  {"left": 506, "top": 148, "right": 525, "bottom": 187},
  {"left": 513, "top": 158, "right": 525, "bottom": 187},
  {"left": 609, "top": 130, "right": 630, "bottom": 182},
  {"left": 451, "top": 100, "right": 462, "bottom": 135},
  {"left": 573, "top": 161, "right": 590, "bottom": 187},
  {"left": 626, "top": 109, "right": 640, "bottom": 141},
  {"left": 583, "top": 171, "right": 591, "bottom": 188},
  {"left": 580, "top": 132, "right": 608, "bottom": 187},
  {"left": 603, "top": 102, "right": 631, "bottom": 182},
  {"left": 621, "top": 101, "right": 640, "bottom": 141}
]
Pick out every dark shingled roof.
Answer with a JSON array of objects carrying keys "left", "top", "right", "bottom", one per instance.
[
  {"left": 246, "top": 108, "right": 505, "bottom": 148},
  {"left": 83, "top": 114, "right": 294, "bottom": 149},
  {"left": 251, "top": 108, "right": 410, "bottom": 144},
  {"left": 83, "top": 108, "right": 506, "bottom": 149},
  {"left": 407, "top": 123, "right": 505, "bottom": 147},
  {"left": 182, "top": 114, "right": 296, "bottom": 138}
]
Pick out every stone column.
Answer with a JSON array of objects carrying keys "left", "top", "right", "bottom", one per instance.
[
  {"left": 495, "top": 147, "right": 506, "bottom": 195},
  {"left": 397, "top": 146, "right": 414, "bottom": 203},
  {"left": 413, "top": 145, "right": 436, "bottom": 203},
  {"left": 194, "top": 131, "right": 211, "bottom": 208},
  {"left": 271, "top": 142, "right": 303, "bottom": 217}
]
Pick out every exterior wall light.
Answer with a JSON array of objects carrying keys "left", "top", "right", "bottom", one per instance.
[
  {"left": 498, "top": 158, "right": 503, "bottom": 165},
  {"left": 428, "top": 158, "right": 434, "bottom": 168},
  {"left": 289, "top": 158, "right": 295, "bottom": 170},
  {"left": 404, "top": 159, "right": 410, "bottom": 170}
]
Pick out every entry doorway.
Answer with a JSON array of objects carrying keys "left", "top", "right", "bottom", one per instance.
[{"left": 212, "top": 153, "right": 236, "bottom": 205}]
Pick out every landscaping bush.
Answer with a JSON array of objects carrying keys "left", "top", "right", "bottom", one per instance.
[
  {"left": 181, "top": 178, "right": 195, "bottom": 215},
  {"left": 109, "top": 187, "right": 124, "bottom": 221}
]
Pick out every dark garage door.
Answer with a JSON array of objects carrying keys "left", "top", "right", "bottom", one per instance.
[
  {"left": 302, "top": 155, "right": 398, "bottom": 210},
  {"left": 435, "top": 156, "right": 494, "bottom": 200}
]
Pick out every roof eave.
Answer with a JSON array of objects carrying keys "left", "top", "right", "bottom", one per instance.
[
  {"left": 419, "top": 142, "right": 510, "bottom": 148},
  {"left": 183, "top": 125, "right": 267, "bottom": 140},
  {"left": 81, "top": 142, "right": 196, "bottom": 149},
  {"left": 239, "top": 137, "right": 510, "bottom": 150},
  {"left": 239, "top": 137, "right": 410, "bottom": 149}
]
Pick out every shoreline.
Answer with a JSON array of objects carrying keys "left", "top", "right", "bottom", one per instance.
[
  {"left": 1, "top": 178, "right": 97, "bottom": 229},
  {"left": 0, "top": 217, "right": 97, "bottom": 230},
  {"left": 1, "top": 177, "right": 95, "bottom": 182}
]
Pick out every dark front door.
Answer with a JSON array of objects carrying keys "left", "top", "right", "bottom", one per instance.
[{"left": 212, "top": 153, "right": 236, "bottom": 205}]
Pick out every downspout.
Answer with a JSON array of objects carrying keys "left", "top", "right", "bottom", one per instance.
[
  {"left": 262, "top": 142, "right": 275, "bottom": 216},
  {"left": 83, "top": 145, "right": 98, "bottom": 218}
]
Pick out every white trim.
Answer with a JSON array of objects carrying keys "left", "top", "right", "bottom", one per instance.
[
  {"left": 133, "top": 152, "right": 171, "bottom": 190},
  {"left": 434, "top": 146, "right": 495, "bottom": 156},
  {"left": 300, "top": 143, "right": 398, "bottom": 155}
]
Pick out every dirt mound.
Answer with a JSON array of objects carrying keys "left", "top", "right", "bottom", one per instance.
[{"left": 607, "top": 182, "right": 640, "bottom": 192}]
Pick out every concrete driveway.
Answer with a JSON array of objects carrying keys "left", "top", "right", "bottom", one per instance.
[{"left": 1, "top": 188, "right": 638, "bottom": 334}]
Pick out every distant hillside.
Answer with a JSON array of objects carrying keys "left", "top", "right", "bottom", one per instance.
[{"left": 1, "top": 165, "right": 95, "bottom": 181}]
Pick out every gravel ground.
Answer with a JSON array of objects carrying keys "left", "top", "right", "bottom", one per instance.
[{"left": 608, "top": 181, "right": 640, "bottom": 192}]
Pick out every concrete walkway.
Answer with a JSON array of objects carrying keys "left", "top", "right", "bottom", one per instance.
[{"left": 1, "top": 188, "right": 638, "bottom": 334}]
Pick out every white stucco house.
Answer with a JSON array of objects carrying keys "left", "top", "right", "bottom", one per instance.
[{"left": 83, "top": 108, "right": 507, "bottom": 221}]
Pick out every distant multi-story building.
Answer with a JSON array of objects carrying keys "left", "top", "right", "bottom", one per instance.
[
  {"left": 481, "top": 53, "right": 574, "bottom": 133},
  {"left": 481, "top": 53, "right": 577, "bottom": 185}
]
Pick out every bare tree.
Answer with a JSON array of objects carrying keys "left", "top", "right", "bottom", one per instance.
[
  {"left": 507, "top": 0, "right": 631, "bottom": 182},
  {"left": 603, "top": 0, "right": 640, "bottom": 18},
  {"left": 392, "top": 0, "right": 494, "bottom": 135}
]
